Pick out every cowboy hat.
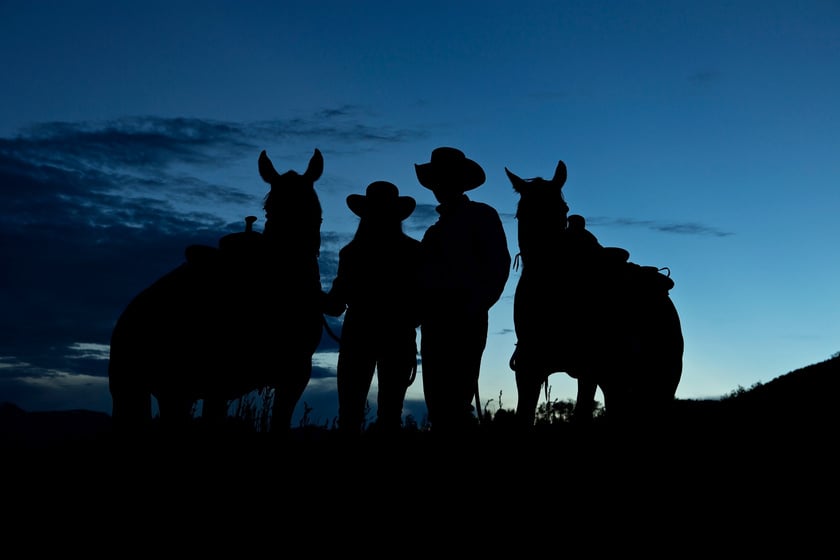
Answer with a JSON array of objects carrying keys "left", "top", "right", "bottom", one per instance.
[
  {"left": 346, "top": 181, "right": 416, "bottom": 221},
  {"left": 414, "top": 147, "right": 485, "bottom": 192}
]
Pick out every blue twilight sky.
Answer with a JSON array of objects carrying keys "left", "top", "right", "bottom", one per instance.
[{"left": 1, "top": 0, "right": 838, "bottom": 426}]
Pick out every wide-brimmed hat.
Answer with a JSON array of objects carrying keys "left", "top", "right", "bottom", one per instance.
[
  {"left": 414, "top": 147, "right": 485, "bottom": 192},
  {"left": 346, "top": 181, "right": 416, "bottom": 221}
]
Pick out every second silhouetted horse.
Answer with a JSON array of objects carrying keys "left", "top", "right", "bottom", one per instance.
[
  {"left": 507, "top": 159, "right": 684, "bottom": 430},
  {"left": 108, "top": 149, "right": 325, "bottom": 434}
]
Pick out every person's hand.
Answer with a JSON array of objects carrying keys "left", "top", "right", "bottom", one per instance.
[{"left": 321, "top": 291, "right": 346, "bottom": 317}]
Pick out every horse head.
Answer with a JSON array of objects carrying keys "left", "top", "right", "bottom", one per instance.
[
  {"left": 505, "top": 160, "right": 569, "bottom": 259},
  {"left": 259, "top": 149, "right": 324, "bottom": 256}
]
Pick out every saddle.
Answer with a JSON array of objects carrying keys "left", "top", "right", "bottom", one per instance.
[
  {"left": 600, "top": 246, "right": 675, "bottom": 296},
  {"left": 184, "top": 216, "right": 264, "bottom": 267}
]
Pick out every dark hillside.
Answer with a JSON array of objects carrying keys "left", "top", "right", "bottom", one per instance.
[
  {"left": 0, "top": 401, "right": 113, "bottom": 449},
  {"left": 724, "top": 353, "right": 839, "bottom": 422},
  {"left": 671, "top": 353, "right": 839, "bottom": 434}
]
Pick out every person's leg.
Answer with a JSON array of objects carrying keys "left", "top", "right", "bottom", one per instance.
[
  {"left": 421, "top": 314, "right": 487, "bottom": 433},
  {"left": 374, "top": 333, "right": 417, "bottom": 432},
  {"left": 337, "top": 338, "right": 377, "bottom": 435},
  {"left": 452, "top": 314, "right": 488, "bottom": 430},
  {"left": 420, "top": 321, "right": 446, "bottom": 429}
]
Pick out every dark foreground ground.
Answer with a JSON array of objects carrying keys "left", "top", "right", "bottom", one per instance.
[
  {"left": 1, "top": 400, "right": 835, "bottom": 552},
  {"left": 2, "top": 399, "right": 834, "bottom": 482},
  {"left": 5, "top": 357, "right": 838, "bottom": 548}
]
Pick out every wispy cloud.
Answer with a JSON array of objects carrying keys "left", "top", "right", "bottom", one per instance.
[
  {"left": 0, "top": 108, "right": 424, "bottom": 411},
  {"left": 687, "top": 70, "right": 721, "bottom": 86},
  {"left": 588, "top": 216, "right": 733, "bottom": 237}
]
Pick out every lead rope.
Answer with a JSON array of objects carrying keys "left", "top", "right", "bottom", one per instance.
[
  {"left": 408, "top": 341, "right": 417, "bottom": 387},
  {"left": 474, "top": 379, "right": 484, "bottom": 425}
]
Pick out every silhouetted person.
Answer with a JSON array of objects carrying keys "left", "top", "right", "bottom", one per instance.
[
  {"left": 323, "top": 181, "right": 421, "bottom": 437},
  {"left": 414, "top": 147, "right": 511, "bottom": 433}
]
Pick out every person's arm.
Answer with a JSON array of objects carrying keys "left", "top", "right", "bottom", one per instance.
[
  {"left": 322, "top": 249, "right": 349, "bottom": 317},
  {"left": 479, "top": 205, "right": 511, "bottom": 309}
]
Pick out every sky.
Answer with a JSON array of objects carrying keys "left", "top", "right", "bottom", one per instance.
[{"left": 1, "top": 0, "right": 838, "bottom": 428}]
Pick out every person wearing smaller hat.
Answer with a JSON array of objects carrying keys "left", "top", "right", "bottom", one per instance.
[
  {"left": 414, "top": 147, "right": 511, "bottom": 433},
  {"left": 322, "top": 181, "right": 422, "bottom": 436}
]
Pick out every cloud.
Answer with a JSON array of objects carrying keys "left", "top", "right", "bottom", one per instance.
[
  {"left": 1, "top": 109, "right": 423, "bottom": 412},
  {"left": 253, "top": 104, "right": 427, "bottom": 149},
  {"left": 0, "top": 360, "right": 112, "bottom": 413},
  {"left": 12, "top": 117, "right": 256, "bottom": 169},
  {"left": 527, "top": 90, "right": 569, "bottom": 101},
  {"left": 404, "top": 202, "right": 439, "bottom": 234},
  {"left": 588, "top": 216, "right": 733, "bottom": 237},
  {"left": 687, "top": 70, "right": 721, "bottom": 86}
]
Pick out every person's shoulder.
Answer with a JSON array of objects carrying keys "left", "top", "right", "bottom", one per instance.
[
  {"left": 466, "top": 199, "right": 503, "bottom": 220},
  {"left": 397, "top": 233, "right": 422, "bottom": 251},
  {"left": 338, "top": 240, "right": 358, "bottom": 257},
  {"left": 467, "top": 199, "right": 501, "bottom": 212},
  {"left": 401, "top": 232, "right": 421, "bottom": 244}
]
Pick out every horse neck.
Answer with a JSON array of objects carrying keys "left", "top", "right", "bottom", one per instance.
[
  {"left": 516, "top": 229, "right": 570, "bottom": 274},
  {"left": 516, "top": 210, "right": 568, "bottom": 264},
  {"left": 516, "top": 248, "right": 566, "bottom": 275},
  {"left": 264, "top": 220, "right": 320, "bottom": 259}
]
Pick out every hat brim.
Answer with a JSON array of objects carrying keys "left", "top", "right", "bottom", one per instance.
[
  {"left": 414, "top": 158, "right": 486, "bottom": 192},
  {"left": 347, "top": 194, "right": 416, "bottom": 221}
]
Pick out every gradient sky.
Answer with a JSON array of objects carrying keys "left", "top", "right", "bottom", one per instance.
[{"left": 1, "top": 0, "right": 838, "bottom": 427}]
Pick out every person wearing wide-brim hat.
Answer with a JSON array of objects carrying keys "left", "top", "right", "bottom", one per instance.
[
  {"left": 345, "top": 180, "right": 416, "bottom": 222},
  {"left": 414, "top": 146, "right": 486, "bottom": 194},
  {"left": 413, "top": 147, "right": 511, "bottom": 434},
  {"left": 323, "top": 180, "right": 422, "bottom": 437}
]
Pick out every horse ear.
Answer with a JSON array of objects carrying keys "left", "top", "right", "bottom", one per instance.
[
  {"left": 258, "top": 150, "right": 281, "bottom": 184},
  {"left": 303, "top": 148, "right": 324, "bottom": 183},
  {"left": 505, "top": 167, "right": 527, "bottom": 193},
  {"left": 552, "top": 160, "right": 567, "bottom": 187}
]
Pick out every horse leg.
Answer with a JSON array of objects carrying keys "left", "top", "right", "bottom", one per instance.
[
  {"left": 269, "top": 359, "right": 313, "bottom": 434},
  {"left": 514, "top": 368, "right": 543, "bottom": 429},
  {"left": 156, "top": 393, "right": 196, "bottom": 432},
  {"left": 572, "top": 376, "right": 598, "bottom": 425},
  {"left": 201, "top": 397, "right": 230, "bottom": 427},
  {"left": 109, "top": 360, "right": 154, "bottom": 435},
  {"left": 110, "top": 389, "right": 153, "bottom": 434}
]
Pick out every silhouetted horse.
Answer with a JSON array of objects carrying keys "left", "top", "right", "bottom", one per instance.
[
  {"left": 506, "top": 160, "right": 684, "bottom": 429},
  {"left": 108, "top": 149, "right": 325, "bottom": 434}
]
